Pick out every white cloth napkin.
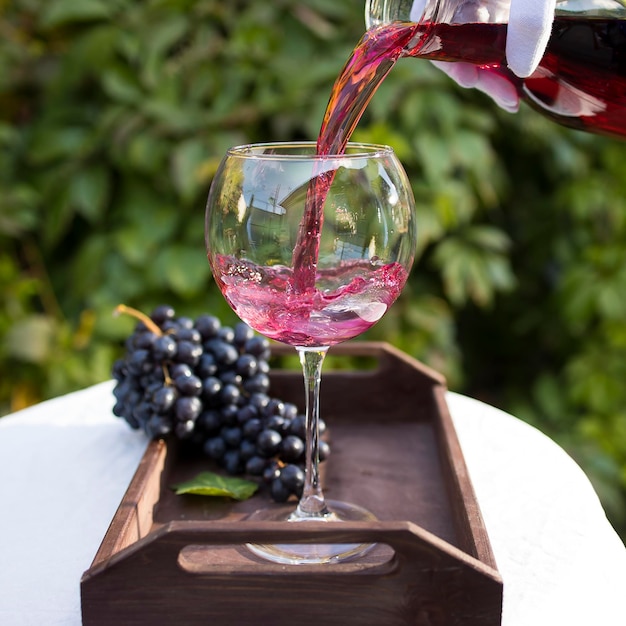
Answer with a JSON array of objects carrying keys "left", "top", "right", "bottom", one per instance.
[
  {"left": 1, "top": 382, "right": 625, "bottom": 625},
  {"left": 507, "top": 0, "right": 557, "bottom": 77}
]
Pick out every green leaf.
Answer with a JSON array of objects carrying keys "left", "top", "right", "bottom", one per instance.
[
  {"left": 171, "top": 138, "right": 207, "bottom": 201},
  {"left": 69, "top": 166, "right": 109, "bottom": 223},
  {"left": 39, "top": 0, "right": 113, "bottom": 28},
  {"left": 172, "top": 472, "right": 258, "bottom": 500},
  {"left": 155, "top": 245, "right": 211, "bottom": 297},
  {"left": 5, "top": 315, "right": 56, "bottom": 364}
]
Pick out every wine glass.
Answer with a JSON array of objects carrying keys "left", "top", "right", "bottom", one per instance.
[{"left": 205, "top": 141, "right": 416, "bottom": 564}]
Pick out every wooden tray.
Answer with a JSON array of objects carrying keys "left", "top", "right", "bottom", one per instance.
[{"left": 81, "top": 341, "right": 502, "bottom": 625}]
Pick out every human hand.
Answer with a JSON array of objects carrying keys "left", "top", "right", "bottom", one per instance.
[{"left": 412, "top": 0, "right": 556, "bottom": 110}]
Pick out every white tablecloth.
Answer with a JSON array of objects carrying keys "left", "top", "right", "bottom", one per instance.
[{"left": 0, "top": 381, "right": 624, "bottom": 625}]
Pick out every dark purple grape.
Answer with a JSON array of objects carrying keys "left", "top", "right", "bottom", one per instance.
[
  {"left": 112, "top": 401, "right": 127, "bottom": 418},
  {"left": 123, "top": 388, "right": 142, "bottom": 409},
  {"left": 244, "top": 336, "right": 271, "bottom": 358},
  {"left": 233, "top": 322, "right": 254, "bottom": 347},
  {"left": 175, "top": 373, "right": 202, "bottom": 396},
  {"left": 220, "top": 404, "right": 239, "bottom": 426},
  {"left": 222, "top": 449, "right": 242, "bottom": 475},
  {"left": 210, "top": 341, "right": 239, "bottom": 367},
  {"left": 175, "top": 419, "right": 195, "bottom": 439},
  {"left": 249, "top": 392, "right": 270, "bottom": 411},
  {"left": 221, "top": 426, "right": 242, "bottom": 448},
  {"left": 113, "top": 379, "right": 133, "bottom": 400},
  {"left": 112, "top": 359, "right": 126, "bottom": 381},
  {"left": 220, "top": 383, "right": 241, "bottom": 405},
  {"left": 175, "top": 327, "right": 202, "bottom": 343},
  {"left": 197, "top": 410, "right": 221, "bottom": 433},
  {"left": 145, "top": 415, "right": 173, "bottom": 438},
  {"left": 122, "top": 411, "right": 140, "bottom": 430},
  {"left": 217, "top": 326, "right": 235, "bottom": 343},
  {"left": 319, "top": 440, "right": 331, "bottom": 461},
  {"left": 197, "top": 353, "right": 218, "bottom": 377},
  {"left": 242, "top": 417, "right": 263, "bottom": 440},
  {"left": 280, "top": 464, "right": 305, "bottom": 494},
  {"left": 152, "top": 335, "right": 177, "bottom": 360},
  {"left": 288, "top": 414, "right": 306, "bottom": 439},
  {"left": 283, "top": 403, "right": 298, "bottom": 420},
  {"left": 201, "top": 376, "right": 222, "bottom": 401},
  {"left": 170, "top": 363, "right": 192, "bottom": 379},
  {"left": 265, "top": 414, "right": 287, "bottom": 434},
  {"left": 236, "top": 404, "right": 258, "bottom": 424},
  {"left": 243, "top": 373, "right": 270, "bottom": 394},
  {"left": 238, "top": 439, "right": 257, "bottom": 461},
  {"left": 151, "top": 305, "right": 176, "bottom": 324},
  {"left": 126, "top": 349, "right": 153, "bottom": 376},
  {"left": 161, "top": 320, "right": 179, "bottom": 333},
  {"left": 270, "top": 478, "right": 291, "bottom": 503},
  {"left": 220, "top": 370, "right": 242, "bottom": 386},
  {"left": 203, "top": 436, "right": 226, "bottom": 460},
  {"left": 263, "top": 461, "right": 281, "bottom": 484},
  {"left": 257, "top": 429, "right": 282, "bottom": 457},
  {"left": 245, "top": 456, "right": 267, "bottom": 476},
  {"left": 175, "top": 340, "right": 203, "bottom": 366},
  {"left": 280, "top": 435, "right": 304, "bottom": 462},
  {"left": 132, "top": 401, "right": 153, "bottom": 424},
  {"left": 141, "top": 373, "right": 164, "bottom": 391},
  {"left": 175, "top": 396, "right": 202, "bottom": 422},
  {"left": 195, "top": 314, "right": 221, "bottom": 340},
  {"left": 152, "top": 386, "right": 178, "bottom": 413},
  {"left": 263, "top": 398, "right": 285, "bottom": 418},
  {"left": 134, "top": 331, "right": 158, "bottom": 350},
  {"left": 176, "top": 316, "right": 194, "bottom": 330}
]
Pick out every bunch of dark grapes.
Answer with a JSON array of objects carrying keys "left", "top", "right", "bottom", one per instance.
[{"left": 111, "top": 304, "right": 329, "bottom": 502}]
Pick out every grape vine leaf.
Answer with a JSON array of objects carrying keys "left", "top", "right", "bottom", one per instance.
[{"left": 172, "top": 472, "right": 258, "bottom": 500}]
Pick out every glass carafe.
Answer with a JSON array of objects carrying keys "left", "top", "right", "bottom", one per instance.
[{"left": 365, "top": 0, "right": 626, "bottom": 138}]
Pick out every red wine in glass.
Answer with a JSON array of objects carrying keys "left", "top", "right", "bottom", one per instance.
[{"left": 212, "top": 257, "right": 409, "bottom": 347}]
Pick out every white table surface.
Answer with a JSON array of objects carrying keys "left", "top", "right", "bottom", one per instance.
[{"left": 0, "top": 381, "right": 625, "bottom": 625}]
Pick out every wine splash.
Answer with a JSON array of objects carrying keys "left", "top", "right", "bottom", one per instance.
[
  {"left": 213, "top": 255, "right": 409, "bottom": 347},
  {"left": 291, "top": 23, "right": 422, "bottom": 293}
]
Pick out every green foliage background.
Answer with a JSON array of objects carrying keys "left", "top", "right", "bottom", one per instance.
[{"left": 2, "top": 0, "right": 626, "bottom": 539}]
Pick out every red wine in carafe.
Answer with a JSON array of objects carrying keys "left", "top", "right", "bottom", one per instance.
[{"left": 413, "top": 18, "right": 626, "bottom": 138}]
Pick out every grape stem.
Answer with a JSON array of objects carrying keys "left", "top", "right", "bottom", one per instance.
[{"left": 114, "top": 304, "right": 163, "bottom": 337}]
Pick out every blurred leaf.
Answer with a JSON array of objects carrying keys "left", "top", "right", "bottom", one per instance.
[
  {"left": 433, "top": 227, "right": 515, "bottom": 306},
  {"left": 69, "top": 166, "right": 109, "bottom": 223},
  {"left": 171, "top": 138, "right": 207, "bottom": 201},
  {"left": 4, "top": 315, "right": 56, "bottom": 363},
  {"left": 154, "top": 246, "right": 211, "bottom": 297},
  {"left": 39, "top": 0, "right": 112, "bottom": 28}
]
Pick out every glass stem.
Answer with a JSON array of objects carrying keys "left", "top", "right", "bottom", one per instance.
[{"left": 294, "top": 346, "right": 330, "bottom": 518}]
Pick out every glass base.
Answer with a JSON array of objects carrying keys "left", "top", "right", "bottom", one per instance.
[{"left": 246, "top": 499, "right": 376, "bottom": 565}]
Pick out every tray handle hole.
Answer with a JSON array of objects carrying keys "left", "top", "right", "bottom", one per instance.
[{"left": 178, "top": 543, "right": 396, "bottom": 574}]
